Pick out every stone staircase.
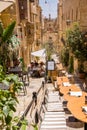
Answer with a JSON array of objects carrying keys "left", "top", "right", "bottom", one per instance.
[{"left": 40, "top": 88, "right": 67, "bottom": 130}]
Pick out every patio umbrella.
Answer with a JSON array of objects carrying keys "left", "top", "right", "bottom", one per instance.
[{"left": 31, "top": 49, "right": 46, "bottom": 57}]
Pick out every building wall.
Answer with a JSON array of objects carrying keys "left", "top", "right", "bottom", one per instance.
[
  {"left": 57, "top": 0, "right": 63, "bottom": 54},
  {"left": 15, "top": 0, "right": 42, "bottom": 65},
  {"left": 57, "top": 0, "right": 87, "bottom": 72},
  {"left": 80, "top": 0, "right": 87, "bottom": 31},
  {"left": 43, "top": 17, "right": 58, "bottom": 53},
  {"left": 58, "top": 0, "right": 87, "bottom": 47},
  {"left": 62, "top": 0, "right": 80, "bottom": 32}
]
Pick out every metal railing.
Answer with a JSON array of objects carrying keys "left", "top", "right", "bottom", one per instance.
[{"left": 17, "top": 81, "right": 45, "bottom": 129}]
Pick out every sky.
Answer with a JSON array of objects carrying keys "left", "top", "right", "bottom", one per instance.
[{"left": 39, "top": 0, "right": 58, "bottom": 19}]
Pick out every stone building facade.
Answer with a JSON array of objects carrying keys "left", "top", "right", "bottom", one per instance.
[
  {"left": 58, "top": 0, "right": 87, "bottom": 47},
  {"left": 16, "top": 0, "right": 42, "bottom": 65},
  {"left": 0, "top": 0, "right": 42, "bottom": 66},
  {"left": 43, "top": 15, "right": 58, "bottom": 53},
  {"left": 57, "top": 0, "right": 87, "bottom": 72}
]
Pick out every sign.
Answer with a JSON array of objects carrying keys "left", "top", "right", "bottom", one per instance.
[{"left": 47, "top": 60, "right": 55, "bottom": 71}]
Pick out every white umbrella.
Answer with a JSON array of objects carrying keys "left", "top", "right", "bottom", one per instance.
[{"left": 31, "top": 49, "right": 46, "bottom": 57}]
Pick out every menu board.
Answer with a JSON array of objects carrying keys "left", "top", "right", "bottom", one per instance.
[{"left": 47, "top": 61, "right": 55, "bottom": 70}]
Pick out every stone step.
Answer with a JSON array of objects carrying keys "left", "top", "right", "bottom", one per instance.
[
  {"left": 44, "top": 117, "right": 66, "bottom": 121},
  {"left": 45, "top": 111, "right": 65, "bottom": 115},
  {"left": 41, "top": 121, "right": 66, "bottom": 125},
  {"left": 40, "top": 128, "right": 67, "bottom": 130},
  {"left": 47, "top": 103, "right": 62, "bottom": 106},
  {"left": 40, "top": 124, "right": 67, "bottom": 129},
  {"left": 44, "top": 114, "right": 65, "bottom": 118}
]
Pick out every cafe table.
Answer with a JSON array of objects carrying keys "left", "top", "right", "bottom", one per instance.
[
  {"left": 57, "top": 76, "right": 69, "bottom": 86},
  {"left": 67, "top": 92, "right": 87, "bottom": 130},
  {"left": 8, "top": 67, "right": 22, "bottom": 75},
  {"left": 8, "top": 67, "right": 29, "bottom": 84},
  {"left": 59, "top": 84, "right": 81, "bottom": 97}
]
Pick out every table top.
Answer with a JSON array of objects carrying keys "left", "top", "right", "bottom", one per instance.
[
  {"left": 67, "top": 93, "right": 87, "bottom": 123},
  {"left": 57, "top": 76, "right": 87, "bottom": 123},
  {"left": 59, "top": 84, "right": 81, "bottom": 96},
  {"left": 57, "top": 76, "right": 69, "bottom": 86},
  {"left": 8, "top": 67, "right": 22, "bottom": 72}
]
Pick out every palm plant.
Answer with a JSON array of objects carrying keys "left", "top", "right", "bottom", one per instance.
[{"left": 0, "top": 21, "right": 16, "bottom": 72}]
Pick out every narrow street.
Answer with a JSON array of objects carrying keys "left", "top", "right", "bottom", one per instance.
[
  {"left": 14, "top": 74, "right": 86, "bottom": 130},
  {"left": 0, "top": 0, "right": 87, "bottom": 130}
]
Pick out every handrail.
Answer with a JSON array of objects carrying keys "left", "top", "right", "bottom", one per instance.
[{"left": 17, "top": 81, "right": 45, "bottom": 129}]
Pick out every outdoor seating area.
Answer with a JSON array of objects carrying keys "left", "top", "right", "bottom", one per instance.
[
  {"left": 8, "top": 66, "right": 29, "bottom": 95},
  {"left": 29, "top": 61, "right": 45, "bottom": 78},
  {"left": 57, "top": 76, "right": 87, "bottom": 130},
  {"left": 0, "top": 0, "right": 87, "bottom": 130}
]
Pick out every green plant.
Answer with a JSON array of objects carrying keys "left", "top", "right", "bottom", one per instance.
[
  {"left": 43, "top": 40, "right": 54, "bottom": 60},
  {"left": 31, "top": 124, "right": 38, "bottom": 130},
  {"left": 0, "top": 21, "right": 16, "bottom": 72},
  {"left": 20, "top": 119, "right": 28, "bottom": 130},
  {"left": 66, "top": 22, "right": 87, "bottom": 73},
  {"left": 19, "top": 57, "right": 26, "bottom": 72},
  {"left": 68, "top": 56, "right": 74, "bottom": 74},
  {"left": 61, "top": 47, "right": 69, "bottom": 67},
  {"left": 0, "top": 65, "right": 26, "bottom": 130},
  {"left": 0, "top": 89, "right": 17, "bottom": 130}
]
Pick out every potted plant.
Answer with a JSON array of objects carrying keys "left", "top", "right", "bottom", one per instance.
[{"left": 66, "top": 22, "right": 87, "bottom": 78}]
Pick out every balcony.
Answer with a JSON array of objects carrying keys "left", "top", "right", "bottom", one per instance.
[{"left": 30, "top": 0, "right": 34, "bottom": 2}]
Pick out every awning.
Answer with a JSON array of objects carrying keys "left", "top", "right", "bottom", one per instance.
[
  {"left": 0, "top": 1, "right": 13, "bottom": 13},
  {"left": 31, "top": 49, "right": 46, "bottom": 57}
]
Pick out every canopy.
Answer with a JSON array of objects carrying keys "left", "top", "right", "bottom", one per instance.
[
  {"left": 0, "top": 1, "right": 13, "bottom": 13},
  {"left": 31, "top": 49, "right": 46, "bottom": 57}
]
